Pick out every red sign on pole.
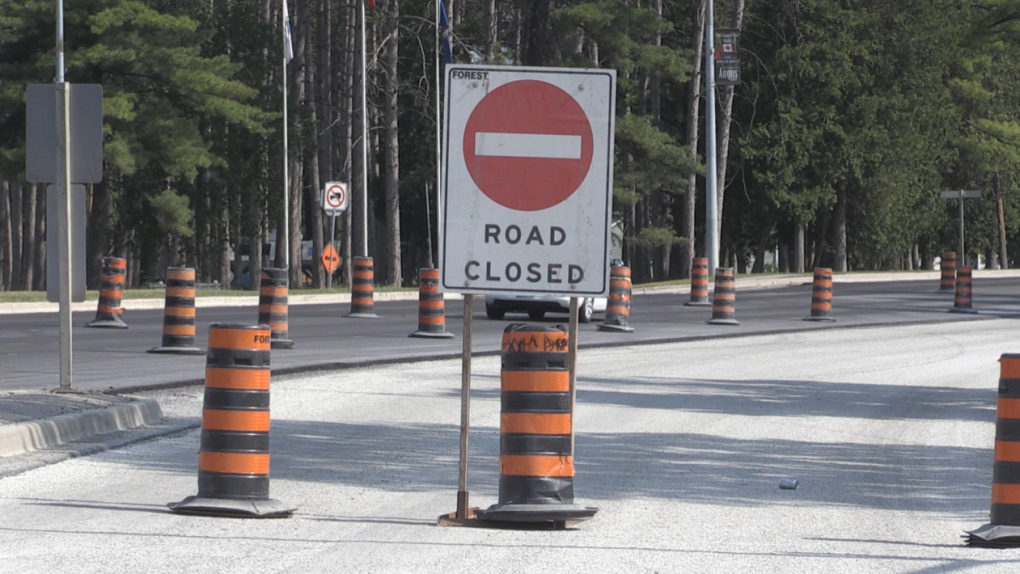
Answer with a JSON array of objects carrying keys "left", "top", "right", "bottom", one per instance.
[{"left": 462, "top": 80, "right": 594, "bottom": 212}]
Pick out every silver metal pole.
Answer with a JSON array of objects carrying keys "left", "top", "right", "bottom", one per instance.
[
  {"left": 56, "top": 0, "right": 73, "bottom": 392},
  {"left": 705, "top": 0, "right": 719, "bottom": 275},
  {"left": 327, "top": 214, "right": 336, "bottom": 289},
  {"left": 959, "top": 194, "right": 966, "bottom": 267},
  {"left": 424, "top": 183, "right": 434, "bottom": 267},
  {"left": 360, "top": 0, "right": 369, "bottom": 257},
  {"left": 282, "top": 0, "right": 290, "bottom": 270},
  {"left": 435, "top": 0, "right": 443, "bottom": 270},
  {"left": 457, "top": 293, "right": 473, "bottom": 519}
]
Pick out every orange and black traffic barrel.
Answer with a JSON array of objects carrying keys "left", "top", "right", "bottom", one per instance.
[
  {"left": 949, "top": 266, "right": 977, "bottom": 314},
  {"left": 86, "top": 256, "right": 128, "bottom": 329},
  {"left": 803, "top": 268, "right": 836, "bottom": 322},
  {"left": 410, "top": 268, "right": 454, "bottom": 338},
  {"left": 966, "top": 354, "right": 1020, "bottom": 546},
  {"left": 598, "top": 265, "right": 635, "bottom": 333},
  {"left": 940, "top": 252, "right": 957, "bottom": 292},
  {"left": 148, "top": 267, "right": 204, "bottom": 354},
  {"left": 345, "top": 256, "right": 379, "bottom": 318},
  {"left": 258, "top": 268, "right": 294, "bottom": 348},
  {"left": 477, "top": 324, "right": 597, "bottom": 524},
  {"left": 685, "top": 257, "right": 711, "bottom": 307},
  {"left": 707, "top": 267, "right": 739, "bottom": 325},
  {"left": 169, "top": 323, "right": 293, "bottom": 518}
]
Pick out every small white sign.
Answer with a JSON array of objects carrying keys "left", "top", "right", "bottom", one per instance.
[
  {"left": 322, "top": 181, "right": 348, "bottom": 215},
  {"left": 440, "top": 65, "right": 617, "bottom": 296}
]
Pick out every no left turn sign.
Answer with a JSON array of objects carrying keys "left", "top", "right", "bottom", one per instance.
[
  {"left": 441, "top": 66, "right": 616, "bottom": 296},
  {"left": 322, "top": 182, "right": 348, "bottom": 215}
]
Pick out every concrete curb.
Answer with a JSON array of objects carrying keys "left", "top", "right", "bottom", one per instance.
[{"left": 0, "top": 397, "right": 164, "bottom": 458}]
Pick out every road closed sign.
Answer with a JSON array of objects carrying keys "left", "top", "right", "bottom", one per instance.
[{"left": 441, "top": 65, "right": 616, "bottom": 296}]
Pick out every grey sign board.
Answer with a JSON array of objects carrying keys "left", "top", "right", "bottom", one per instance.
[
  {"left": 715, "top": 29, "right": 741, "bottom": 86},
  {"left": 940, "top": 190, "right": 981, "bottom": 199},
  {"left": 46, "top": 184, "right": 87, "bottom": 303},
  {"left": 26, "top": 84, "right": 104, "bottom": 184}
]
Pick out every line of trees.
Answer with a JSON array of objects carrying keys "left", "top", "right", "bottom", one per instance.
[{"left": 2, "top": 0, "right": 1020, "bottom": 292}]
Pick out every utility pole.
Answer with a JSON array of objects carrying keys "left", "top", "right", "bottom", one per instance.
[{"left": 704, "top": 0, "right": 718, "bottom": 275}]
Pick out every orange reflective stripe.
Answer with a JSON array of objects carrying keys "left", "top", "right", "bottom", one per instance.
[
  {"left": 268, "top": 322, "right": 288, "bottom": 331},
  {"left": 199, "top": 452, "right": 269, "bottom": 475},
  {"left": 419, "top": 300, "right": 444, "bottom": 309},
  {"left": 163, "top": 325, "right": 195, "bottom": 336},
  {"left": 259, "top": 287, "right": 289, "bottom": 297},
  {"left": 501, "top": 371, "right": 569, "bottom": 392},
  {"left": 205, "top": 367, "right": 270, "bottom": 390},
  {"left": 108, "top": 274, "right": 126, "bottom": 282},
  {"left": 995, "top": 441, "right": 1020, "bottom": 462},
  {"left": 164, "top": 306, "right": 195, "bottom": 317},
  {"left": 998, "top": 397, "right": 1020, "bottom": 419},
  {"left": 209, "top": 327, "right": 270, "bottom": 351},
  {"left": 202, "top": 409, "right": 270, "bottom": 432},
  {"left": 992, "top": 483, "right": 1020, "bottom": 505},
  {"left": 165, "top": 287, "right": 195, "bottom": 298},
  {"left": 418, "top": 316, "right": 445, "bottom": 325},
  {"left": 501, "top": 413, "right": 571, "bottom": 435},
  {"left": 352, "top": 297, "right": 374, "bottom": 306},
  {"left": 166, "top": 269, "right": 195, "bottom": 280},
  {"left": 500, "top": 455, "right": 574, "bottom": 477},
  {"left": 258, "top": 305, "right": 289, "bottom": 315}
]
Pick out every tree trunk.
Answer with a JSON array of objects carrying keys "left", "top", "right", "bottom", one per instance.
[
  {"left": 22, "top": 184, "right": 36, "bottom": 290},
  {"left": 10, "top": 181, "right": 23, "bottom": 290},
  {"left": 382, "top": 0, "right": 402, "bottom": 285},
  {"left": 794, "top": 222, "right": 805, "bottom": 273},
  {"left": 31, "top": 185, "right": 46, "bottom": 290},
  {"left": 524, "top": 0, "right": 551, "bottom": 66},
  {"left": 311, "top": 0, "right": 332, "bottom": 289},
  {"left": 833, "top": 188, "right": 848, "bottom": 272},
  {"left": 85, "top": 179, "right": 112, "bottom": 289},
  {"left": 486, "top": 0, "right": 498, "bottom": 62},
  {"left": 681, "top": 0, "right": 706, "bottom": 279},
  {"left": 714, "top": 0, "right": 745, "bottom": 245},
  {"left": 812, "top": 206, "right": 831, "bottom": 270},
  {"left": 997, "top": 174, "right": 1009, "bottom": 269}
]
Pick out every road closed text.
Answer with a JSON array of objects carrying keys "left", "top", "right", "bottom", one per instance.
[{"left": 463, "top": 223, "right": 585, "bottom": 284}]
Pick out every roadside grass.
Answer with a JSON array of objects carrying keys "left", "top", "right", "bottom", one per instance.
[{"left": 0, "top": 285, "right": 416, "bottom": 303}]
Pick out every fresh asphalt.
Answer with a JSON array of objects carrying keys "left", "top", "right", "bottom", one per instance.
[{"left": 1, "top": 277, "right": 1019, "bottom": 393}]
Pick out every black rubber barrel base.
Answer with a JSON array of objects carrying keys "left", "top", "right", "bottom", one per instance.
[
  {"left": 965, "top": 524, "right": 1020, "bottom": 547},
  {"left": 147, "top": 346, "right": 204, "bottom": 355},
  {"left": 707, "top": 318, "right": 740, "bottom": 326},
  {"left": 344, "top": 312, "right": 380, "bottom": 319},
  {"left": 271, "top": 338, "right": 295, "bottom": 349},
  {"left": 598, "top": 324, "right": 634, "bottom": 333},
  {"left": 684, "top": 301, "right": 711, "bottom": 307},
  {"left": 803, "top": 316, "right": 836, "bottom": 322},
  {"left": 409, "top": 330, "right": 455, "bottom": 339},
  {"left": 949, "top": 307, "right": 978, "bottom": 314},
  {"left": 168, "top": 496, "right": 294, "bottom": 518},
  {"left": 85, "top": 317, "right": 128, "bottom": 329},
  {"left": 476, "top": 502, "right": 598, "bottom": 524}
]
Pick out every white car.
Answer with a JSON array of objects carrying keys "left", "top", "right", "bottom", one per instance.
[{"left": 484, "top": 293, "right": 608, "bottom": 323}]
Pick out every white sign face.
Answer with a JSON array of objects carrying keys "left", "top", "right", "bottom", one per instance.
[
  {"left": 441, "top": 65, "right": 616, "bottom": 296},
  {"left": 322, "top": 181, "right": 348, "bottom": 215}
]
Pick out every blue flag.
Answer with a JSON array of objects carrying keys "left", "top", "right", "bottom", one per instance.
[{"left": 439, "top": 0, "right": 453, "bottom": 64}]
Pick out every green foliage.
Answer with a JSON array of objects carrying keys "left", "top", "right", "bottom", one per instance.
[{"left": 149, "top": 188, "right": 194, "bottom": 237}]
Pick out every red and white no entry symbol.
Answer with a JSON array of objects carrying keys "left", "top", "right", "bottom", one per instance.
[
  {"left": 326, "top": 184, "right": 345, "bottom": 209},
  {"left": 463, "top": 80, "right": 594, "bottom": 212}
]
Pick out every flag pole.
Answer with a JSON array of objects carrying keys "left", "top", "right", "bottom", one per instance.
[
  {"left": 360, "top": 0, "right": 369, "bottom": 258},
  {"left": 282, "top": 0, "right": 290, "bottom": 270},
  {"left": 434, "top": 0, "right": 442, "bottom": 270}
]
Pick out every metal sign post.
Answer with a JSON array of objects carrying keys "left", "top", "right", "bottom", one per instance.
[
  {"left": 322, "top": 182, "right": 349, "bottom": 288},
  {"left": 940, "top": 190, "right": 982, "bottom": 267}
]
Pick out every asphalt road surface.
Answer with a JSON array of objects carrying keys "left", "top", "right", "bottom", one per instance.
[
  {"left": 1, "top": 277, "right": 1019, "bottom": 392},
  {"left": 0, "top": 319, "right": 1015, "bottom": 572}
]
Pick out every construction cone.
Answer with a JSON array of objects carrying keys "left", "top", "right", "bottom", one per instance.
[
  {"left": 803, "top": 268, "right": 836, "bottom": 322},
  {"left": 598, "top": 265, "right": 635, "bottom": 333},
  {"left": 169, "top": 323, "right": 294, "bottom": 518},
  {"left": 966, "top": 354, "right": 1020, "bottom": 546},
  {"left": 345, "top": 256, "right": 379, "bottom": 318},
  {"left": 685, "top": 257, "right": 711, "bottom": 306},
  {"left": 86, "top": 256, "right": 128, "bottom": 329},
  {"left": 707, "top": 268, "right": 739, "bottom": 325},
  {"left": 410, "top": 268, "right": 454, "bottom": 338},
  {"left": 949, "top": 267, "right": 977, "bottom": 314},
  {"left": 939, "top": 252, "right": 956, "bottom": 292},
  {"left": 476, "top": 324, "right": 598, "bottom": 525},
  {"left": 148, "top": 267, "right": 203, "bottom": 355},
  {"left": 258, "top": 268, "right": 294, "bottom": 349}
]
